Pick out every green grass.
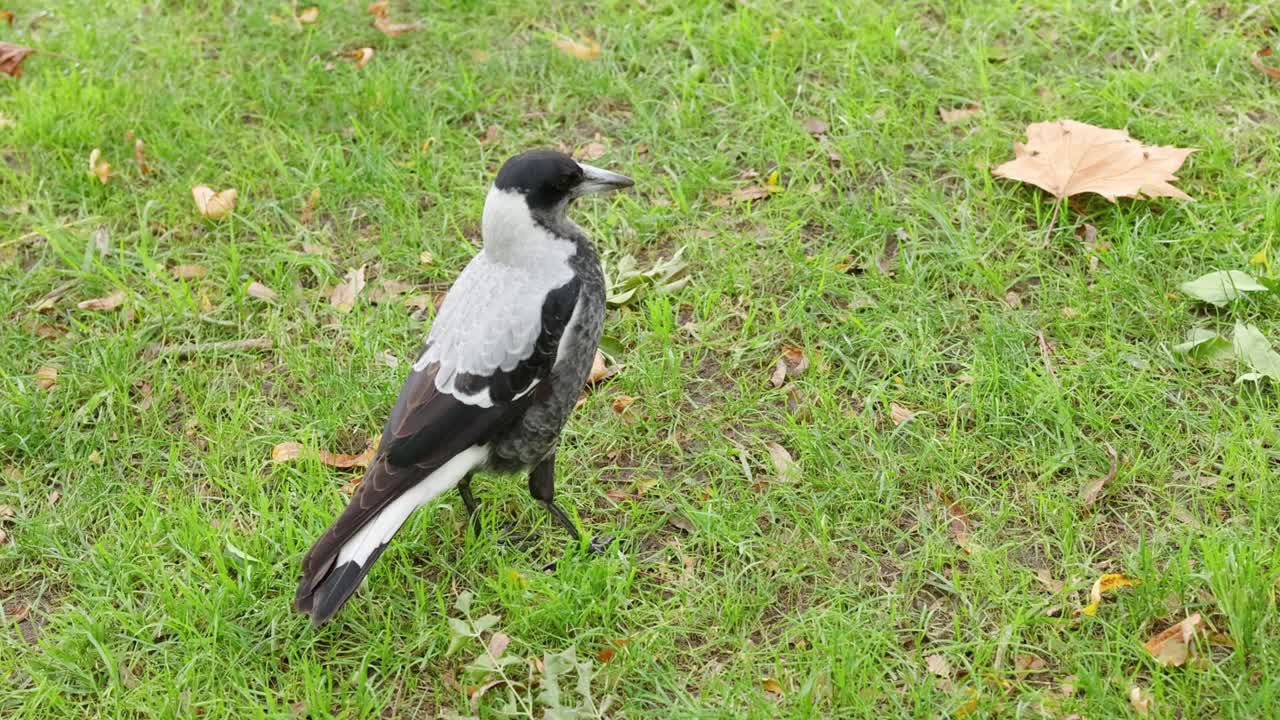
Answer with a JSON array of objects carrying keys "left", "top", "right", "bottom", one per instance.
[{"left": 3, "top": 0, "right": 1280, "bottom": 717}]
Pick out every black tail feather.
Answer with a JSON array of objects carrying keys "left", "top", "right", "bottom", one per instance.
[{"left": 295, "top": 542, "right": 392, "bottom": 626}]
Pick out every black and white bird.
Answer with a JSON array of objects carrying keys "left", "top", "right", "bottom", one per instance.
[{"left": 295, "top": 150, "right": 633, "bottom": 626}]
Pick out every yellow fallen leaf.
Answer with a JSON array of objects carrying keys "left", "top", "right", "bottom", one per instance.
[
  {"left": 1143, "top": 613, "right": 1202, "bottom": 667},
  {"left": 297, "top": 6, "right": 319, "bottom": 24},
  {"left": 760, "top": 678, "right": 783, "bottom": 697},
  {"left": 552, "top": 34, "right": 601, "bottom": 60},
  {"left": 316, "top": 440, "right": 379, "bottom": 469},
  {"left": 1079, "top": 573, "right": 1141, "bottom": 616},
  {"left": 271, "top": 441, "right": 304, "bottom": 463},
  {"left": 77, "top": 289, "right": 125, "bottom": 311},
  {"left": 191, "top": 184, "right": 238, "bottom": 219},
  {"left": 993, "top": 120, "right": 1195, "bottom": 202},
  {"left": 133, "top": 137, "right": 149, "bottom": 175},
  {"left": 1249, "top": 248, "right": 1269, "bottom": 270},
  {"left": 87, "top": 148, "right": 111, "bottom": 184},
  {"left": 611, "top": 394, "right": 635, "bottom": 414},
  {"left": 35, "top": 366, "right": 57, "bottom": 390}
]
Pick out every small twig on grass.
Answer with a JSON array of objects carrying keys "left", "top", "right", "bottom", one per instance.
[
  {"left": 1036, "top": 330, "right": 1058, "bottom": 386},
  {"left": 145, "top": 338, "right": 273, "bottom": 359}
]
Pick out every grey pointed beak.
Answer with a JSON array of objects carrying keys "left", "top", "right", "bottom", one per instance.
[{"left": 575, "top": 163, "right": 634, "bottom": 195}]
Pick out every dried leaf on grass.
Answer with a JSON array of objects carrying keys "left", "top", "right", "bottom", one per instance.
[
  {"left": 1143, "top": 613, "right": 1202, "bottom": 667},
  {"left": 133, "top": 138, "right": 149, "bottom": 175},
  {"left": 1079, "top": 573, "right": 1141, "bottom": 616},
  {"left": 926, "top": 654, "right": 952, "bottom": 678},
  {"left": 1080, "top": 443, "right": 1118, "bottom": 509},
  {"left": 993, "top": 120, "right": 1195, "bottom": 201},
  {"left": 374, "top": 15, "right": 424, "bottom": 36},
  {"left": 941, "top": 492, "right": 972, "bottom": 548},
  {"left": 0, "top": 42, "right": 35, "bottom": 78},
  {"left": 610, "top": 395, "right": 635, "bottom": 414},
  {"left": 1129, "top": 686, "right": 1153, "bottom": 716},
  {"left": 769, "top": 343, "right": 809, "bottom": 387},
  {"left": 1251, "top": 47, "right": 1280, "bottom": 80},
  {"left": 716, "top": 170, "right": 781, "bottom": 205},
  {"left": 552, "top": 35, "right": 601, "bottom": 60},
  {"left": 1034, "top": 568, "right": 1065, "bottom": 593},
  {"left": 170, "top": 264, "right": 208, "bottom": 280},
  {"left": 801, "top": 117, "right": 828, "bottom": 135},
  {"left": 330, "top": 265, "right": 367, "bottom": 313},
  {"left": 85, "top": 149, "right": 112, "bottom": 184},
  {"left": 77, "top": 289, "right": 125, "bottom": 311},
  {"left": 889, "top": 402, "right": 916, "bottom": 426},
  {"left": 344, "top": 47, "right": 374, "bottom": 68},
  {"left": 297, "top": 6, "right": 319, "bottom": 24},
  {"left": 766, "top": 442, "right": 799, "bottom": 483},
  {"left": 192, "top": 185, "right": 238, "bottom": 219},
  {"left": 247, "top": 281, "right": 278, "bottom": 300},
  {"left": 35, "top": 367, "right": 57, "bottom": 390},
  {"left": 586, "top": 350, "right": 617, "bottom": 385},
  {"left": 760, "top": 678, "right": 784, "bottom": 697},
  {"left": 939, "top": 103, "right": 981, "bottom": 123},
  {"left": 272, "top": 439, "right": 378, "bottom": 469}
]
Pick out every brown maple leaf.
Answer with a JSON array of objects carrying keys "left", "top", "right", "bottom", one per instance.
[{"left": 993, "top": 120, "right": 1195, "bottom": 202}]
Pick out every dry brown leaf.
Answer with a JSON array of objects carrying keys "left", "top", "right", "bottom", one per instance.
[
  {"left": 374, "top": 16, "right": 424, "bottom": 36},
  {"left": 302, "top": 241, "right": 328, "bottom": 255},
  {"left": 300, "top": 188, "right": 320, "bottom": 225},
  {"left": 345, "top": 47, "right": 374, "bottom": 68},
  {"left": 77, "top": 289, "right": 125, "bottom": 311},
  {"left": 192, "top": 185, "right": 238, "bottom": 219},
  {"left": 478, "top": 124, "right": 501, "bottom": 145},
  {"left": 939, "top": 103, "right": 981, "bottom": 123},
  {"left": 596, "top": 647, "right": 616, "bottom": 663},
  {"left": 586, "top": 350, "right": 617, "bottom": 385},
  {"left": 246, "top": 281, "right": 278, "bottom": 301},
  {"left": 801, "top": 117, "right": 828, "bottom": 135},
  {"left": 760, "top": 678, "right": 784, "bottom": 697},
  {"left": 926, "top": 653, "right": 952, "bottom": 678},
  {"left": 1014, "top": 654, "right": 1046, "bottom": 673},
  {"left": 132, "top": 138, "right": 149, "bottom": 175},
  {"left": 993, "top": 120, "right": 1195, "bottom": 201},
  {"left": 766, "top": 442, "right": 799, "bottom": 483},
  {"left": 0, "top": 42, "right": 34, "bottom": 78},
  {"left": 366, "top": 1, "right": 389, "bottom": 17},
  {"left": 611, "top": 395, "right": 635, "bottom": 414},
  {"left": 0, "top": 527, "right": 7, "bottom": 545},
  {"left": 34, "top": 366, "right": 57, "bottom": 390},
  {"left": 941, "top": 492, "right": 972, "bottom": 547},
  {"left": 1144, "top": 613, "right": 1202, "bottom": 667},
  {"left": 297, "top": 6, "right": 319, "bottom": 24},
  {"left": 1079, "top": 573, "right": 1141, "bottom": 616},
  {"left": 1251, "top": 47, "right": 1280, "bottom": 80},
  {"left": 1129, "top": 686, "right": 1152, "bottom": 716},
  {"left": 484, "top": 631, "right": 510, "bottom": 661},
  {"left": 552, "top": 35, "right": 601, "bottom": 61},
  {"left": 47, "top": 490, "right": 60, "bottom": 505},
  {"left": 580, "top": 141, "right": 606, "bottom": 161},
  {"left": 330, "top": 264, "right": 367, "bottom": 313},
  {"left": 0, "top": 504, "right": 13, "bottom": 518},
  {"left": 316, "top": 442, "right": 378, "bottom": 469},
  {"left": 1034, "top": 568, "right": 1065, "bottom": 593},
  {"left": 1080, "top": 443, "right": 1118, "bottom": 510},
  {"left": 87, "top": 148, "right": 111, "bottom": 184},
  {"left": 170, "top": 264, "right": 208, "bottom": 280},
  {"left": 890, "top": 402, "right": 916, "bottom": 426},
  {"left": 770, "top": 344, "right": 809, "bottom": 388},
  {"left": 0, "top": 11, "right": 14, "bottom": 26},
  {"left": 880, "top": 229, "right": 903, "bottom": 275},
  {"left": 271, "top": 441, "right": 304, "bottom": 463}
]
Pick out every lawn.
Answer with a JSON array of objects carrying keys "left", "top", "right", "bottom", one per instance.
[{"left": 3, "top": 0, "right": 1280, "bottom": 717}]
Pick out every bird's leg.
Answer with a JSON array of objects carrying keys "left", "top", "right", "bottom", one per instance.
[
  {"left": 528, "top": 455, "right": 614, "bottom": 554},
  {"left": 457, "top": 472, "right": 482, "bottom": 537}
]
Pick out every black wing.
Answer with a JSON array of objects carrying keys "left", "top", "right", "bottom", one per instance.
[{"left": 294, "top": 276, "right": 581, "bottom": 625}]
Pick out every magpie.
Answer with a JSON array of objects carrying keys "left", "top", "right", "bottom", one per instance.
[{"left": 294, "top": 149, "right": 633, "bottom": 626}]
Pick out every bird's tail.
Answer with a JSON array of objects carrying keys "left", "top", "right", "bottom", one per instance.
[{"left": 294, "top": 445, "right": 489, "bottom": 626}]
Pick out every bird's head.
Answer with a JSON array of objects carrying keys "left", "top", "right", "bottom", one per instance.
[{"left": 491, "top": 149, "right": 633, "bottom": 218}]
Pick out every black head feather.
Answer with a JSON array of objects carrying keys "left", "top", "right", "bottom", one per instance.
[{"left": 493, "top": 149, "right": 585, "bottom": 210}]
